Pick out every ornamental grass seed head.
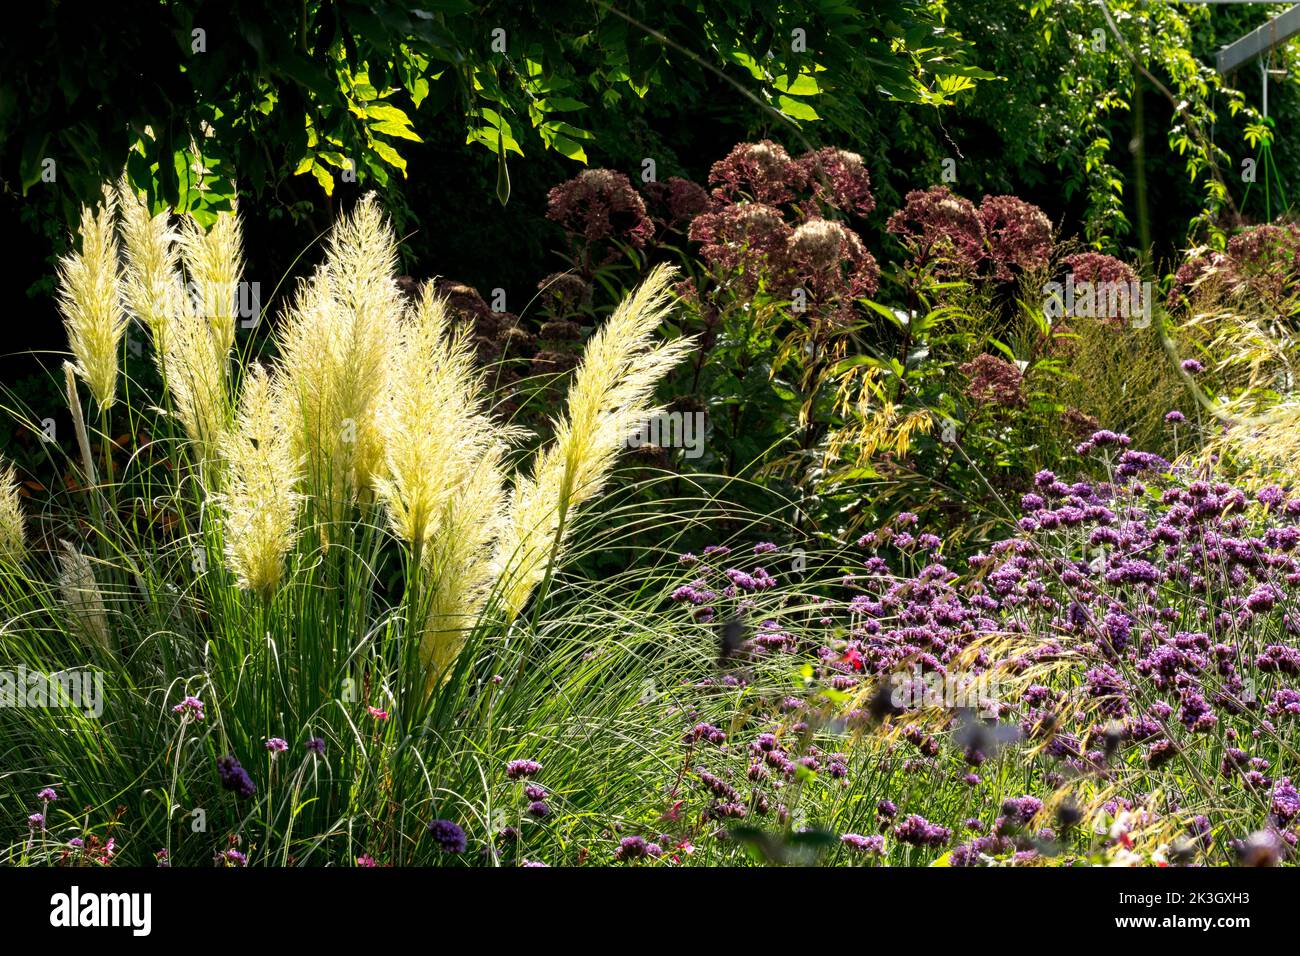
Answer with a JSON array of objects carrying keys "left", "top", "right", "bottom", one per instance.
[
  {"left": 491, "top": 264, "right": 694, "bottom": 620},
  {"left": 154, "top": 207, "right": 245, "bottom": 461},
  {"left": 57, "top": 186, "right": 127, "bottom": 412},
  {"left": 218, "top": 364, "right": 302, "bottom": 600},
  {"left": 277, "top": 194, "right": 401, "bottom": 525},
  {"left": 57, "top": 540, "right": 112, "bottom": 653},
  {"left": 0, "top": 461, "right": 25, "bottom": 567},
  {"left": 117, "top": 175, "right": 182, "bottom": 353}
]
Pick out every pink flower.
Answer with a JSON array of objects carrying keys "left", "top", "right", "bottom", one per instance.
[
  {"left": 707, "top": 140, "right": 805, "bottom": 205},
  {"left": 978, "top": 195, "right": 1053, "bottom": 279},
  {"left": 887, "top": 186, "right": 985, "bottom": 278}
]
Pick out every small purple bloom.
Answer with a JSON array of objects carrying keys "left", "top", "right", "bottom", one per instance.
[
  {"left": 428, "top": 819, "right": 468, "bottom": 853},
  {"left": 506, "top": 759, "right": 542, "bottom": 780}
]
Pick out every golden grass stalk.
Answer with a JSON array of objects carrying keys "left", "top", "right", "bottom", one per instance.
[
  {"left": 117, "top": 176, "right": 182, "bottom": 354},
  {"left": 276, "top": 195, "right": 402, "bottom": 522},
  {"left": 0, "top": 460, "right": 25, "bottom": 567},
  {"left": 57, "top": 187, "right": 127, "bottom": 412},
  {"left": 57, "top": 540, "right": 112, "bottom": 652},
  {"left": 217, "top": 365, "right": 302, "bottom": 600},
  {"left": 491, "top": 264, "right": 695, "bottom": 620},
  {"left": 62, "top": 362, "right": 100, "bottom": 496}
]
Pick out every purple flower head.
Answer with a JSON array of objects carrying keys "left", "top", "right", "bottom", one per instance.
[
  {"left": 37, "top": 788, "right": 57, "bottom": 802},
  {"left": 264, "top": 737, "right": 288, "bottom": 753},
  {"left": 841, "top": 833, "right": 885, "bottom": 854},
  {"left": 614, "top": 835, "right": 662, "bottom": 861},
  {"left": 305, "top": 737, "right": 326, "bottom": 756},
  {"left": 523, "top": 783, "right": 548, "bottom": 801},
  {"left": 1182, "top": 359, "right": 1204, "bottom": 373},
  {"left": 1165, "top": 410, "right": 1186, "bottom": 424},
  {"left": 172, "top": 695, "right": 205, "bottom": 720},
  {"left": 506, "top": 759, "right": 542, "bottom": 780},
  {"left": 27, "top": 812, "right": 44, "bottom": 829},
  {"left": 216, "top": 755, "right": 257, "bottom": 798},
  {"left": 685, "top": 722, "right": 727, "bottom": 745},
  {"left": 427, "top": 819, "right": 467, "bottom": 853},
  {"left": 893, "top": 814, "right": 952, "bottom": 847},
  {"left": 527, "top": 801, "right": 551, "bottom": 819}
]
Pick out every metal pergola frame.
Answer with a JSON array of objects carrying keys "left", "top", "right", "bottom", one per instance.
[{"left": 1211, "top": 3, "right": 1300, "bottom": 75}]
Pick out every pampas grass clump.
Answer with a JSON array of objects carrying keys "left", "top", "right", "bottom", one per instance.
[{"left": 49, "top": 182, "right": 691, "bottom": 695}]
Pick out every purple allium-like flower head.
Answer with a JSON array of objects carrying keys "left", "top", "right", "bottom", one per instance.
[
  {"left": 306, "top": 737, "right": 326, "bottom": 756},
  {"left": 1165, "top": 410, "right": 1186, "bottom": 425},
  {"left": 617, "top": 835, "right": 664, "bottom": 861},
  {"left": 841, "top": 832, "right": 886, "bottom": 854},
  {"left": 893, "top": 814, "right": 952, "bottom": 847},
  {"left": 886, "top": 186, "right": 985, "bottom": 278},
  {"left": 1181, "top": 359, "right": 1204, "bottom": 374},
  {"left": 427, "top": 819, "right": 468, "bottom": 853},
  {"left": 546, "top": 169, "right": 651, "bottom": 248},
  {"left": 216, "top": 755, "right": 257, "bottom": 798},
  {"left": 506, "top": 759, "right": 542, "bottom": 780},
  {"left": 523, "top": 783, "right": 547, "bottom": 802},
  {"left": 215, "top": 848, "right": 247, "bottom": 867},
  {"left": 979, "top": 194, "right": 1053, "bottom": 280},
  {"left": 264, "top": 737, "right": 288, "bottom": 753},
  {"left": 527, "top": 801, "right": 550, "bottom": 819},
  {"left": 37, "top": 788, "right": 57, "bottom": 802},
  {"left": 172, "top": 695, "right": 205, "bottom": 720},
  {"left": 27, "top": 812, "right": 44, "bottom": 829},
  {"left": 1065, "top": 251, "right": 1137, "bottom": 288}
]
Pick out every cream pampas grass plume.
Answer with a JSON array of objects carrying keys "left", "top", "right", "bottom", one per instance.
[
  {"left": 178, "top": 203, "right": 244, "bottom": 355},
  {"left": 117, "top": 176, "right": 181, "bottom": 353},
  {"left": 57, "top": 187, "right": 127, "bottom": 412},
  {"left": 0, "top": 461, "right": 25, "bottom": 567},
  {"left": 57, "top": 541, "right": 111, "bottom": 652},
  {"left": 374, "top": 286, "right": 509, "bottom": 551},
  {"left": 277, "top": 195, "right": 402, "bottom": 521},
  {"left": 218, "top": 366, "right": 302, "bottom": 600},
  {"left": 372, "top": 284, "right": 515, "bottom": 687},
  {"left": 159, "top": 296, "right": 233, "bottom": 461},
  {"left": 150, "top": 209, "right": 245, "bottom": 461},
  {"left": 492, "top": 264, "right": 694, "bottom": 620}
]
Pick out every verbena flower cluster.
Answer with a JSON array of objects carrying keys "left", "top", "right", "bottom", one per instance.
[{"left": 660, "top": 431, "right": 1300, "bottom": 865}]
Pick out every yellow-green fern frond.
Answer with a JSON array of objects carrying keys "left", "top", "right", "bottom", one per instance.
[{"left": 57, "top": 187, "right": 127, "bottom": 412}]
